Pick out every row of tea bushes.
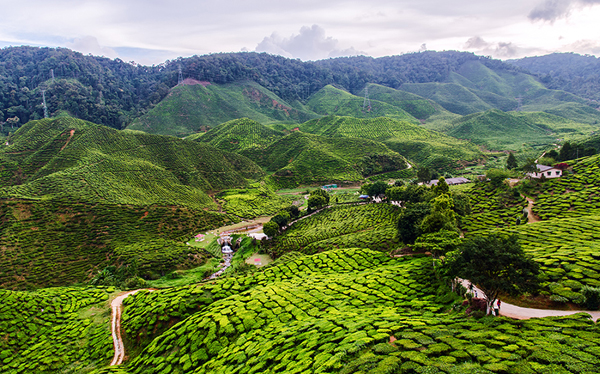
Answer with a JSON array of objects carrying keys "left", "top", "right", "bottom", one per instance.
[
  {"left": 530, "top": 154, "right": 600, "bottom": 220},
  {"left": 0, "top": 200, "right": 234, "bottom": 289},
  {"left": 217, "top": 184, "right": 296, "bottom": 219},
  {"left": 272, "top": 204, "right": 400, "bottom": 256},
  {"left": 460, "top": 182, "right": 527, "bottom": 232},
  {"left": 120, "top": 249, "right": 442, "bottom": 352},
  {"left": 481, "top": 214, "right": 600, "bottom": 304},
  {"left": 121, "top": 251, "right": 457, "bottom": 373},
  {"left": 0, "top": 287, "right": 114, "bottom": 374}
]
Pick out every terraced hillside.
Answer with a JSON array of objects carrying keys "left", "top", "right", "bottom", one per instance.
[
  {"left": 80, "top": 247, "right": 600, "bottom": 374},
  {"left": 361, "top": 83, "right": 444, "bottom": 120},
  {"left": 0, "top": 286, "right": 115, "bottom": 374},
  {"left": 187, "top": 118, "right": 285, "bottom": 161},
  {"left": 400, "top": 59, "right": 600, "bottom": 125},
  {"left": 0, "top": 200, "right": 232, "bottom": 289},
  {"left": 0, "top": 117, "right": 264, "bottom": 209},
  {"left": 255, "top": 132, "right": 408, "bottom": 187},
  {"left": 527, "top": 154, "right": 600, "bottom": 220},
  {"left": 306, "top": 85, "right": 420, "bottom": 123},
  {"left": 271, "top": 204, "right": 400, "bottom": 256},
  {"left": 299, "top": 115, "right": 482, "bottom": 171},
  {"left": 127, "top": 81, "right": 319, "bottom": 137}
]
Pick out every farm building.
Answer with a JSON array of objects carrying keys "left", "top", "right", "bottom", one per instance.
[
  {"left": 528, "top": 164, "right": 563, "bottom": 179},
  {"left": 427, "top": 177, "right": 470, "bottom": 186}
]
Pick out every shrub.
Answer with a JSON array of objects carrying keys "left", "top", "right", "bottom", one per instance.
[{"left": 581, "top": 286, "right": 600, "bottom": 310}]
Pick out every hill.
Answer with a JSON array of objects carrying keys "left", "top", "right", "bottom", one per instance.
[
  {"left": 255, "top": 132, "right": 408, "bottom": 187},
  {"left": 306, "top": 85, "right": 419, "bottom": 123},
  {"left": 0, "top": 117, "right": 264, "bottom": 208},
  {"left": 507, "top": 52, "right": 600, "bottom": 102},
  {"left": 360, "top": 83, "right": 444, "bottom": 120},
  {"left": 445, "top": 110, "right": 599, "bottom": 151},
  {"left": 187, "top": 118, "right": 285, "bottom": 160},
  {"left": 299, "top": 115, "right": 482, "bottom": 171},
  {"left": 126, "top": 81, "right": 319, "bottom": 137}
]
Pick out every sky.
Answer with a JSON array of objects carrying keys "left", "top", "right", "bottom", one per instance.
[{"left": 0, "top": 0, "right": 599, "bottom": 65}]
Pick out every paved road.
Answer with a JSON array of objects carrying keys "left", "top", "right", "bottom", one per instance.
[{"left": 460, "top": 279, "right": 600, "bottom": 322}]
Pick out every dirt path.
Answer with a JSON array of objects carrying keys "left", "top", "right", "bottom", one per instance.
[
  {"left": 110, "top": 289, "right": 153, "bottom": 366},
  {"left": 460, "top": 280, "right": 600, "bottom": 322},
  {"left": 525, "top": 196, "right": 541, "bottom": 223}
]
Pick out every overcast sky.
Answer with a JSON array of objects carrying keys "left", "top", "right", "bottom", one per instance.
[{"left": 0, "top": 0, "right": 599, "bottom": 65}]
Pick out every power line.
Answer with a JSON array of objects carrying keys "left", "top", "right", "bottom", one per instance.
[{"left": 363, "top": 86, "right": 371, "bottom": 112}]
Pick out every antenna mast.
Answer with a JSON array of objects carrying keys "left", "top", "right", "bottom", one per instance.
[
  {"left": 178, "top": 65, "right": 183, "bottom": 85},
  {"left": 362, "top": 86, "right": 371, "bottom": 112}
]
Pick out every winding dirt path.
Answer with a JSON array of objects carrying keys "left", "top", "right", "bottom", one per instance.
[
  {"left": 460, "top": 280, "right": 600, "bottom": 322},
  {"left": 525, "top": 197, "right": 541, "bottom": 223},
  {"left": 110, "top": 290, "right": 153, "bottom": 366}
]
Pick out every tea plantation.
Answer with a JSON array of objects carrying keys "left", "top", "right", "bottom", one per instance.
[
  {"left": 0, "top": 287, "right": 114, "bottom": 374},
  {"left": 271, "top": 204, "right": 400, "bottom": 256},
  {"left": 0, "top": 200, "right": 233, "bottom": 289}
]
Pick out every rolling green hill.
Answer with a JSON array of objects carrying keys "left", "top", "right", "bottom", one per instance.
[
  {"left": 306, "top": 85, "right": 419, "bottom": 123},
  {"left": 0, "top": 117, "right": 264, "bottom": 208},
  {"left": 187, "top": 118, "right": 285, "bottom": 160},
  {"left": 445, "top": 109, "right": 599, "bottom": 151},
  {"left": 127, "top": 81, "right": 319, "bottom": 137},
  {"left": 299, "top": 115, "right": 482, "bottom": 171},
  {"left": 360, "top": 83, "right": 444, "bottom": 120},
  {"left": 256, "top": 132, "right": 408, "bottom": 187}
]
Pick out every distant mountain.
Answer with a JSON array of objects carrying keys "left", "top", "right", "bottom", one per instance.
[
  {"left": 3, "top": 46, "right": 599, "bottom": 135},
  {"left": 507, "top": 53, "right": 600, "bottom": 102}
]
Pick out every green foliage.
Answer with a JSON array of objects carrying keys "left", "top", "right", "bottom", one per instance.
[
  {"left": 217, "top": 183, "right": 293, "bottom": 219},
  {"left": 0, "top": 287, "right": 113, "bottom": 373},
  {"left": 299, "top": 115, "right": 481, "bottom": 173},
  {"left": 486, "top": 168, "right": 510, "bottom": 187},
  {"left": 308, "top": 195, "right": 327, "bottom": 210},
  {"left": 397, "top": 202, "right": 431, "bottom": 244},
  {"left": 273, "top": 204, "right": 399, "bottom": 256},
  {"left": 262, "top": 221, "right": 279, "bottom": 238},
  {"left": 362, "top": 181, "right": 389, "bottom": 197},
  {"left": 306, "top": 85, "right": 420, "bottom": 122},
  {"left": 0, "top": 117, "right": 264, "bottom": 209},
  {"left": 420, "top": 194, "right": 458, "bottom": 235},
  {"left": 413, "top": 230, "right": 462, "bottom": 256},
  {"left": 507, "top": 152, "right": 518, "bottom": 170},
  {"left": 128, "top": 81, "right": 319, "bottom": 137},
  {"left": 581, "top": 286, "right": 600, "bottom": 310},
  {"left": 446, "top": 234, "right": 540, "bottom": 312},
  {"left": 0, "top": 200, "right": 232, "bottom": 289}
]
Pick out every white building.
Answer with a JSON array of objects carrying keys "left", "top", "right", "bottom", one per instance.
[{"left": 528, "top": 164, "right": 563, "bottom": 179}]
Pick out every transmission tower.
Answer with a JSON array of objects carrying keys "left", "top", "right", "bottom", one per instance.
[
  {"left": 50, "top": 69, "right": 55, "bottom": 82},
  {"left": 178, "top": 65, "right": 183, "bottom": 85},
  {"left": 362, "top": 86, "right": 371, "bottom": 112},
  {"left": 42, "top": 90, "right": 48, "bottom": 118}
]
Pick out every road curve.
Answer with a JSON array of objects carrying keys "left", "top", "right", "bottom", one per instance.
[
  {"left": 110, "top": 290, "right": 149, "bottom": 366},
  {"left": 460, "top": 280, "right": 600, "bottom": 322}
]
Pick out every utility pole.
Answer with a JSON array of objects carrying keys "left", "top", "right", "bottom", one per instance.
[
  {"left": 363, "top": 86, "right": 371, "bottom": 112},
  {"left": 42, "top": 90, "right": 48, "bottom": 118}
]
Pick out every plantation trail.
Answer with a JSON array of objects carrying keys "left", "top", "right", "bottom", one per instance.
[
  {"left": 525, "top": 196, "right": 541, "bottom": 223},
  {"left": 60, "top": 129, "right": 75, "bottom": 151},
  {"left": 110, "top": 289, "right": 154, "bottom": 366},
  {"left": 460, "top": 280, "right": 600, "bottom": 322}
]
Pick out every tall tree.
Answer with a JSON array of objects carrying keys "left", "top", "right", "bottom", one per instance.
[
  {"left": 506, "top": 152, "right": 517, "bottom": 170},
  {"left": 444, "top": 234, "right": 540, "bottom": 315}
]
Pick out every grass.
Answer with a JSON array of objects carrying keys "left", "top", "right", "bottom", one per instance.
[{"left": 147, "top": 258, "right": 222, "bottom": 289}]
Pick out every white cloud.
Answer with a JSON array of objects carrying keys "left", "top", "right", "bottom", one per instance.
[
  {"left": 66, "top": 36, "right": 118, "bottom": 59},
  {"left": 256, "top": 25, "right": 363, "bottom": 61}
]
